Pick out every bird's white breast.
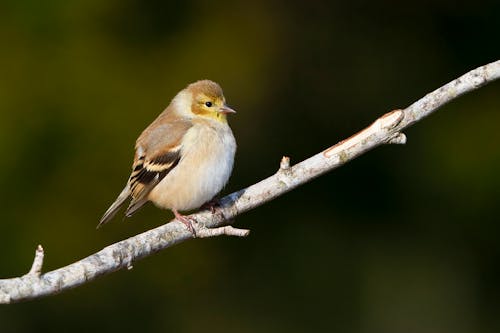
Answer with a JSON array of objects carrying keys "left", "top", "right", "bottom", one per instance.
[{"left": 148, "top": 120, "right": 236, "bottom": 212}]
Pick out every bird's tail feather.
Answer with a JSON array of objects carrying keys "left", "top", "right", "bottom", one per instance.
[{"left": 97, "top": 185, "right": 130, "bottom": 228}]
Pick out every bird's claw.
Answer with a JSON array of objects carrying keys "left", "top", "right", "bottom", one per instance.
[
  {"left": 173, "top": 210, "right": 198, "bottom": 237},
  {"left": 201, "top": 199, "right": 220, "bottom": 214}
]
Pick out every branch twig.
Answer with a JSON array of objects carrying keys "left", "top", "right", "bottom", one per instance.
[
  {"left": 26, "top": 245, "right": 44, "bottom": 278},
  {"left": 1, "top": 60, "right": 499, "bottom": 304}
]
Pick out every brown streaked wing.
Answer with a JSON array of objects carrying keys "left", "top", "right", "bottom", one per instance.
[
  {"left": 126, "top": 147, "right": 181, "bottom": 217},
  {"left": 124, "top": 118, "right": 192, "bottom": 217}
]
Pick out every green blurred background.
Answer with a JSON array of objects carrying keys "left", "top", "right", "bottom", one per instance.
[{"left": 1, "top": 0, "right": 499, "bottom": 332}]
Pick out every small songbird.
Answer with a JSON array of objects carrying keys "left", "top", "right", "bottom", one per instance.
[{"left": 98, "top": 80, "right": 236, "bottom": 231}]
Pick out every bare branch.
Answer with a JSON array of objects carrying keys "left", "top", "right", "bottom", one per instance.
[{"left": 1, "top": 60, "right": 499, "bottom": 304}]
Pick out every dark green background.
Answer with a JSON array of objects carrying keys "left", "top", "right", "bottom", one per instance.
[{"left": 1, "top": 1, "right": 499, "bottom": 332}]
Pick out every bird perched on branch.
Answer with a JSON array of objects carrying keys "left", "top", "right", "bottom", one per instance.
[{"left": 98, "top": 80, "right": 237, "bottom": 232}]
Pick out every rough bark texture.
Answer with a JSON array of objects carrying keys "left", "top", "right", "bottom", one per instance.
[{"left": 1, "top": 60, "right": 499, "bottom": 304}]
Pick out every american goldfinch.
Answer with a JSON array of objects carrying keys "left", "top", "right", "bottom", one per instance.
[{"left": 98, "top": 80, "right": 236, "bottom": 231}]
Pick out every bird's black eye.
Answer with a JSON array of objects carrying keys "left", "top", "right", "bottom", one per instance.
[{"left": 205, "top": 101, "right": 212, "bottom": 107}]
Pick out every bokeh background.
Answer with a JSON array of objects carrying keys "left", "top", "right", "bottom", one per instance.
[{"left": 1, "top": 1, "right": 499, "bottom": 332}]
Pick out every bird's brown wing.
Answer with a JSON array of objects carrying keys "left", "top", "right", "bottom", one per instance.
[{"left": 125, "top": 120, "right": 192, "bottom": 217}]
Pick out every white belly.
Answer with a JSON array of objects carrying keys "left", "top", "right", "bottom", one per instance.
[{"left": 148, "top": 122, "right": 236, "bottom": 212}]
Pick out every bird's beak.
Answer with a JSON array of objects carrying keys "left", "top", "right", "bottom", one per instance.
[{"left": 219, "top": 105, "right": 236, "bottom": 114}]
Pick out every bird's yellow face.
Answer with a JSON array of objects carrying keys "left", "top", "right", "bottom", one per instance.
[
  {"left": 185, "top": 80, "right": 235, "bottom": 123},
  {"left": 192, "top": 93, "right": 236, "bottom": 123}
]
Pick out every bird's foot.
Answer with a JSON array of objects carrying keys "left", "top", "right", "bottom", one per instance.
[
  {"left": 201, "top": 199, "right": 220, "bottom": 214},
  {"left": 173, "top": 210, "right": 197, "bottom": 237}
]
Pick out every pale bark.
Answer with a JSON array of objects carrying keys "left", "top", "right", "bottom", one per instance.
[{"left": 1, "top": 60, "right": 499, "bottom": 304}]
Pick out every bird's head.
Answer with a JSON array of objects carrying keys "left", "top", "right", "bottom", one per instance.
[{"left": 177, "top": 80, "right": 236, "bottom": 122}]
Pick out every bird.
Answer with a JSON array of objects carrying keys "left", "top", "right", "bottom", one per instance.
[{"left": 97, "top": 80, "right": 237, "bottom": 231}]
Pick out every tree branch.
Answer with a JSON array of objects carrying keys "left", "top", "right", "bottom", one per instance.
[{"left": 1, "top": 60, "right": 499, "bottom": 304}]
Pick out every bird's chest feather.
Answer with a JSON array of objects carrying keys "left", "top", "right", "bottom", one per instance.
[
  {"left": 149, "top": 122, "right": 236, "bottom": 211},
  {"left": 182, "top": 123, "right": 235, "bottom": 188}
]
